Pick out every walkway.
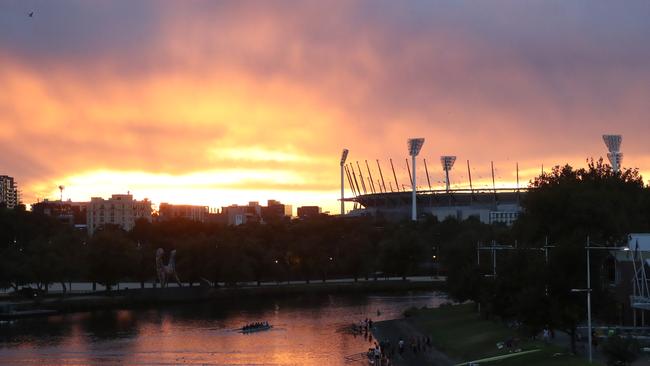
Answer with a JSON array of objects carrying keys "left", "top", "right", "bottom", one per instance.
[{"left": 372, "top": 319, "right": 454, "bottom": 366}]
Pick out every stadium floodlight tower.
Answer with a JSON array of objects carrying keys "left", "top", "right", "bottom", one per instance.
[
  {"left": 602, "top": 135, "right": 623, "bottom": 172},
  {"left": 407, "top": 138, "right": 425, "bottom": 221},
  {"left": 440, "top": 156, "right": 457, "bottom": 192},
  {"left": 340, "top": 149, "right": 349, "bottom": 215}
]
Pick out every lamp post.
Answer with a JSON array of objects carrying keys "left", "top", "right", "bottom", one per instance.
[
  {"left": 573, "top": 237, "right": 629, "bottom": 363},
  {"left": 407, "top": 138, "right": 425, "bottom": 221},
  {"left": 340, "top": 149, "right": 349, "bottom": 215}
]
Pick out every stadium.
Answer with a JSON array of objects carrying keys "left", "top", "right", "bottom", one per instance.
[{"left": 340, "top": 135, "right": 623, "bottom": 224}]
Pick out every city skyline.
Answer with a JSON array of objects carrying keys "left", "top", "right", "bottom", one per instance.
[{"left": 2, "top": 1, "right": 650, "bottom": 213}]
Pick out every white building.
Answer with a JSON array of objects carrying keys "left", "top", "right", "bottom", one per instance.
[
  {"left": 87, "top": 194, "right": 152, "bottom": 235},
  {"left": 0, "top": 175, "right": 19, "bottom": 209}
]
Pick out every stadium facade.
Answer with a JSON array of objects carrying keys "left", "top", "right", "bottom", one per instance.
[{"left": 345, "top": 188, "right": 525, "bottom": 225}]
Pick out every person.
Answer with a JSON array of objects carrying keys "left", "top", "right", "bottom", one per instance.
[
  {"left": 398, "top": 339, "right": 404, "bottom": 354},
  {"left": 543, "top": 326, "right": 550, "bottom": 344},
  {"left": 592, "top": 330, "right": 598, "bottom": 350}
]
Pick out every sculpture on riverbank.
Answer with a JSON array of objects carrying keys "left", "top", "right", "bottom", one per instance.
[{"left": 155, "top": 248, "right": 182, "bottom": 288}]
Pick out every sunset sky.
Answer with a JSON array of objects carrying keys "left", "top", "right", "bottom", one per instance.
[{"left": 1, "top": 1, "right": 650, "bottom": 213}]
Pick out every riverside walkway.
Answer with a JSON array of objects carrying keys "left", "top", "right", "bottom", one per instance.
[{"left": 372, "top": 319, "right": 454, "bottom": 366}]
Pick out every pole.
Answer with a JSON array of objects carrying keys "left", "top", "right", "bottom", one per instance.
[
  {"left": 356, "top": 162, "right": 367, "bottom": 194},
  {"left": 390, "top": 158, "right": 400, "bottom": 192},
  {"left": 376, "top": 160, "right": 387, "bottom": 193},
  {"left": 406, "top": 158, "right": 413, "bottom": 187},
  {"left": 365, "top": 160, "right": 376, "bottom": 194},
  {"left": 492, "top": 241, "right": 496, "bottom": 276},
  {"left": 424, "top": 158, "right": 432, "bottom": 190},
  {"left": 445, "top": 166, "right": 451, "bottom": 192},
  {"left": 411, "top": 154, "right": 417, "bottom": 221},
  {"left": 587, "top": 236, "right": 593, "bottom": 364},
  {"left": 340, "top": 164, "right": 345, "bottom": 215}
]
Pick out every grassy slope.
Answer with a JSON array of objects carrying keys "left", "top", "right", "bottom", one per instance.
[{"left": 407, "top": 303, "right": 595, "bottom": 366}]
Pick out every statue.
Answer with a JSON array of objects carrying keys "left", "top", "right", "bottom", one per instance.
[{"left": 155, "top": 248, "right": 182, "bottom": 288}]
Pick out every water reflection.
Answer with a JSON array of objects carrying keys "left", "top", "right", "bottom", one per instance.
[{"left": 0, "top": 291, "right": 446, "bottom": 365}]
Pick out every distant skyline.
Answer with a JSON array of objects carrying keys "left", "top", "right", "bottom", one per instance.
[{"left": 2, "top": 1, "right": 650, "bottom": 213}]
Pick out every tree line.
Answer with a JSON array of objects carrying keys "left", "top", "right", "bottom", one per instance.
[{"left": 1, "top": 159, "right": 650, "bottom": 353}]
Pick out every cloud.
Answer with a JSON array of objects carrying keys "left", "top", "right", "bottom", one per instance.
[{"left": 1, "top": 1, "right": 650, "bottom": 212}]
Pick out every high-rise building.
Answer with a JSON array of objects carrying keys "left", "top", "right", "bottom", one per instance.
[
  {"left": 158, "top": 203, "right": 209, "bottom": 222},
  {"left": 0, "top": 175, "right": 19, "bottom": 209},
  {"left": 87, "top": 194, "right": 152, "bottom": 235}
]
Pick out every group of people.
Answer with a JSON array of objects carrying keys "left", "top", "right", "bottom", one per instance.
[
  {"left": 352, "top": 318, "right": 375, "bottom": 337},
  {"left": 397, "top": 335, "right": 432, "bottom": 355},
  {"left": 367, "top": 336, "right": 432, "bottom": 365},
  {"left": 242, "top": 321, "right": 270, "bottom": 331}
]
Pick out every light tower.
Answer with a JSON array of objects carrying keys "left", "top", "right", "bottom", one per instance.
[
  {"left": 58, "top": 185, "right": 65, "bottom": 201},
  {"left": 602, "top": 135, "right": 623, "bottom": 172},
  {"left": 407, "top": 138, "right": 425, "bottom": 221},
  {"left": 440, "top": 156, "right": 457, "bottom": 192},
  {"left": 340, "top": 149, "right": 349, "bottom": 215}
]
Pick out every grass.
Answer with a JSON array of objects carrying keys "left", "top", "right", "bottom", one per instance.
[{"left": 407, "top": 303, "right": 595, "bottom": 365}]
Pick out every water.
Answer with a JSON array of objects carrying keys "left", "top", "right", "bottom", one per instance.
[{"left": 0, "top": 291, "right": 446, "bottom": 365}]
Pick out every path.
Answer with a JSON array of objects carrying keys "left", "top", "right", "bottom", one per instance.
[{"left": 372, "top": 319, "right": 455, "bottom": 366}]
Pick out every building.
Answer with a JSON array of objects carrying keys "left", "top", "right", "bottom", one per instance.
[
  {"left": 346, "top": 188, "right": 524, "bottom": 225},
  {"left": 158, "top": 203, "right": 209, "bottom": 222},
  {"left": 261, "top": 199, "right": 292, "bottom": 221},
  {"left": 221, "top": 202, "right": 262, "bottom": 226},
  {"left": 87, "top": 194, "right": 152, "bottom": 235},
  {"left": 0, "top": 175, "right": 19, "bottom": 209},
  {"left": 31, "top": 199, "right": 88, "bottom": 227},
  {"left": 297, "top": 206, "right": 322, "bottom": 219}
]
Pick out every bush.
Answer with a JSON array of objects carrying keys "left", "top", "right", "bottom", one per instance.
[{"left": 601, "top": 335, "right": 640, "bottom": 366}]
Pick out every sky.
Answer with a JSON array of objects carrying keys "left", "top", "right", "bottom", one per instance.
[{"left": 1, "top": 1, "right": 650, "bottom": 214}]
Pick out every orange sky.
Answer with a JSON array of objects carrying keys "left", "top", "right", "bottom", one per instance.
[{"left": 1, "top": 1, "right": 650, "bottom": 214}]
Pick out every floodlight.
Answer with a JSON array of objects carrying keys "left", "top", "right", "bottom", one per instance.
[
  {"left": 602, "top": 135, "right": 622, "bottom": 153},
  {"left": 440, "top": 156, "right": 457, "bottom": 170},
  {"left": 407, "top": 138, "right": 425, "bottom": 221},
  {"left": 407, "top": 138, "right": 425, "bottom": 157},
  {"left": 602, "top": 135, "right": 623, "bottom": 172},
  {"left": 440, "top": 156, "right": 456, "bottom": 192},
  {"left": 340, "top": 149, "right": 349, "bottom": 166}
]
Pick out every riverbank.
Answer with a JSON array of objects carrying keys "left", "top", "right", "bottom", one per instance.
[
  {"left": 372, "top": 303, "right": 593, "bottom": 366},
  {"left": 1, "top": 278, "right": 444, "bottom": 315}
]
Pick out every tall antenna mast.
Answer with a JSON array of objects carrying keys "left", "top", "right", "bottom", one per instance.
[
  {"left": 602, "top": 134, "right": 623, "bottom": 172},
  {"left": 423, "top": 158, "right": 432, "bottom": 191},
  {"left": 376, "top": 160, "right": 388, "bottom": 193},
  {"left": 389, "top": 158, "right": 400, "bottom": 192}
]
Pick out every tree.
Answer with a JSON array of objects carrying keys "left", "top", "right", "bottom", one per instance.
[
  {"left": 601, "top": 335, "right": 640, "bottom": 366},
  {"left": 87, "top": 228, "right": 138, "bottom": 291}
]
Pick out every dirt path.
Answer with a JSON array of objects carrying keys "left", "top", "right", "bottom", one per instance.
[{"left": 372, "top": 319, "right": 455, "bottom": 366}]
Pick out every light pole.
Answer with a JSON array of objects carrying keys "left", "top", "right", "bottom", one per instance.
[
  {"left": 340, "top": 149, "right": 349, "bottom": 215},
  {"left": 573, "top": 237, "right": 629, "bottom": 363},
  {"left": 407, "top": 138, "right": 425, "bottom": 221}
]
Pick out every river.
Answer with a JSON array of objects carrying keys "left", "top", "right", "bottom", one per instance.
[{"left": 0, "top": 291, "right": 446, "bottom": 365}]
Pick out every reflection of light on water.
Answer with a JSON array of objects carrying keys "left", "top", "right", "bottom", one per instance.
[{"left": 1, "top": 291, "right": 447, "bottom": 365}]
